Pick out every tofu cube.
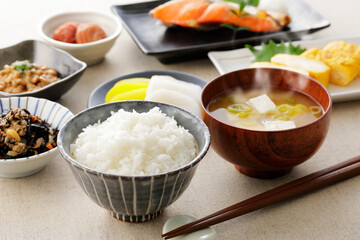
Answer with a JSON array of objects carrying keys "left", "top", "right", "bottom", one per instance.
[
  {"left": 246, "top": 94, "right": 276, "bottom": 114},
  {"left": 263, "top": 120, "right": 296, "bottom": 130}
]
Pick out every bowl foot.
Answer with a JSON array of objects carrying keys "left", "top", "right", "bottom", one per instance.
[
  {"left": 110, "top": 210, "right": 163, "bottom": 223},
  {"left": 235, "top": 166, "right": 292, "bottom": 179},
  {"left": 0, "top": 165, "right": 46, "bottom": 179},
  {"left": 85, "top": 57, "right": 104, "bottom": 66}
]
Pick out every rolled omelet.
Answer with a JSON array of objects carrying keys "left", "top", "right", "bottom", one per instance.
[
  {"left": 249, "top": 62, "right": 309, "bottom": 76},
  {"left": 322, "top": 41, "right": 360, "bottom": 58},
  {"left": 323, "top": 41, "right": 360, "bottom": 84},
  {"left": 320, "top": 49, "right": 360, "bottom": 86},
  {"left": 300, "top": 48, "right": 322, "bottom": 60},
  {"left": 271, "top": 54, "right": 330, "bottom": 87},
  {"left": 301, "top": 41, "right": 360, "bottom": 86}
]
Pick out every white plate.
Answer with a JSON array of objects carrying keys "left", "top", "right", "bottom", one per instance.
[{"left": 208, "top": 36, "right": 360, "bottom": 103}]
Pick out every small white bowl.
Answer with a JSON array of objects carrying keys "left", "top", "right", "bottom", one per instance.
[
  {"left": 0, "top": 97, "right": 73, "bottom": 178},
  {"left": 39, "top": 11, "right": 122, "bottom": 65}
]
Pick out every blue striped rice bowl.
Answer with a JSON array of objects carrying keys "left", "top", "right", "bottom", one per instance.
[
  {"left": 57, "top": 101, "right": 211, "bottom": 222},
  {"left": 0, "top": 97, "right": 73, "bottom": 178}
]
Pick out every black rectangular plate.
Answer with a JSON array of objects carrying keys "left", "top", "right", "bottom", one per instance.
[{"left": 112, "top": 0, "right": 330, "bottom": 63}]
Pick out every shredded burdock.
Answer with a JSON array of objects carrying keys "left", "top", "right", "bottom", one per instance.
[{"left": 0, "top": 108, "right": 58, "bottom": 159}]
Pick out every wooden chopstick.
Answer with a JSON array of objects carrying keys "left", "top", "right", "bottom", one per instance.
[{"left": 162, "top": 156, "right": 360, "bottom": 239}]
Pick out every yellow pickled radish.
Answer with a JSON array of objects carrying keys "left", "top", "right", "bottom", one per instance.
[
  {"left": 108, "top": 88, "right": 148, "bottom": 102},
  {"left": 105, "top": 78, "right": 150, "bottom": 102},
  {"left": 114, "top": 77, "right": 150, "bottom": 87}
]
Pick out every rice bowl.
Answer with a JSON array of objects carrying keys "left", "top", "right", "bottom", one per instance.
[{"left": 57, "top": 101, "right": 210, "bottom": 222}]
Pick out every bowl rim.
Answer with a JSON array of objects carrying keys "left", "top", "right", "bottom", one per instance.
[
  {"left": 38, "top": 10, "right": 122, "bottom": 48},
  {"left": 0, "top": 96, "right": 74, "bottom": 163},
  {"left": 58, "top": 100, "right": 211, "bottom": 180},
  {"left": 0, "top": 39, "right": 87, "bottom": 97},
  {"left": 201, "top": 67, "right": 332, "bottom": 133}
]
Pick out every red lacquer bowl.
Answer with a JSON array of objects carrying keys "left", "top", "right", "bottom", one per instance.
[{"left": 201, "top": 68, "right": 332, "bottom": 179}]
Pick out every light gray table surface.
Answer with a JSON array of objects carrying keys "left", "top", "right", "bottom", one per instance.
[{"left": 0, "top": 0, "right": 359, "bottom": 239}]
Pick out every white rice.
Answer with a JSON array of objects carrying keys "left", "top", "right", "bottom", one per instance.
[{"left": 70, "top": 107, "right": 198, "bottom": 176}]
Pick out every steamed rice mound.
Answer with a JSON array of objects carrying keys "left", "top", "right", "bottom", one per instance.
[{"left": 70, "top": 107, "right": 198, "bottom": 176}]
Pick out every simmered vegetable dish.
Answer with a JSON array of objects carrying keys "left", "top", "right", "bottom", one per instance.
[{"left": 0, "top": 108, "right": 58, "bottom": 159}]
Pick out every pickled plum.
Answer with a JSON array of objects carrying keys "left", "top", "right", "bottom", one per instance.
[
  {"left": 52, "top": 22, "right": 79, "bottom": 43},
  {"left": 75, "top": 23, "right": 107, "bottom": 43},
  {"left": 52, "top": 22, "right": 106, "bottom": 44}
]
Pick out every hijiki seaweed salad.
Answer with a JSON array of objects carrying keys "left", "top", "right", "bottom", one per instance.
[{"left": 0, "top": 108, "right": 58, "bottom": 159}]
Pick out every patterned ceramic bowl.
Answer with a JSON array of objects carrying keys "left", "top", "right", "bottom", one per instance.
[
  {"left": 57, "top": 101, "right": 211, "bottom": 222},
  {"left": 0, "top": 97, "right": 73, "bottom": 178}
]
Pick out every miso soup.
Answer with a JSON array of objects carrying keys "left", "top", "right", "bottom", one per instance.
[{"left": 208, "top": 88, "right": 323, "bottom": 131}]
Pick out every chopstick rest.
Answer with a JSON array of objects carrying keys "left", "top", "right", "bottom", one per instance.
[
  {"left": 162, "top": 215, "right": 216, "bottom": 240},
  {"left": 162, "top": 156, "right": 360, "bottom": 239}
]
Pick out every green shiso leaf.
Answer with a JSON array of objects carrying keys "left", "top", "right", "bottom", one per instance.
[{"left": 245, "top": 40, "right": 307, "bottom": 62}]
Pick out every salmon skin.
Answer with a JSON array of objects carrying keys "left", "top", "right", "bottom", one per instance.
[{"left": 149, "top": 0, "right": 291, "bottom": 32}]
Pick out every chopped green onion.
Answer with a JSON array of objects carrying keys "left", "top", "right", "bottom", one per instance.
[
  {"left": 265, "top": 109, "right": 278, "bottom": 116},
  {"left": 12, "top": 60, "right": 33, "bottom": 74},
  {"left": 294, "top": 104, "right": 309, "bottom": 114},
  {"left": 274, "top": 115, "right": 290, "bottom": 121},
  {"left": 237, "top": 111, "right": 249, "bottom": 118},
  {"left": 285, "top": 97, "right": 295, "bottom": 104},
  {"left": 227, "top": 103, "right": 252, "bottom": 113},
  {"left": 309, "top": 106, "right": 322, "bottom": 115},
  {"left": 276, "top": 104, "right": 294, "bottom": 116}
]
